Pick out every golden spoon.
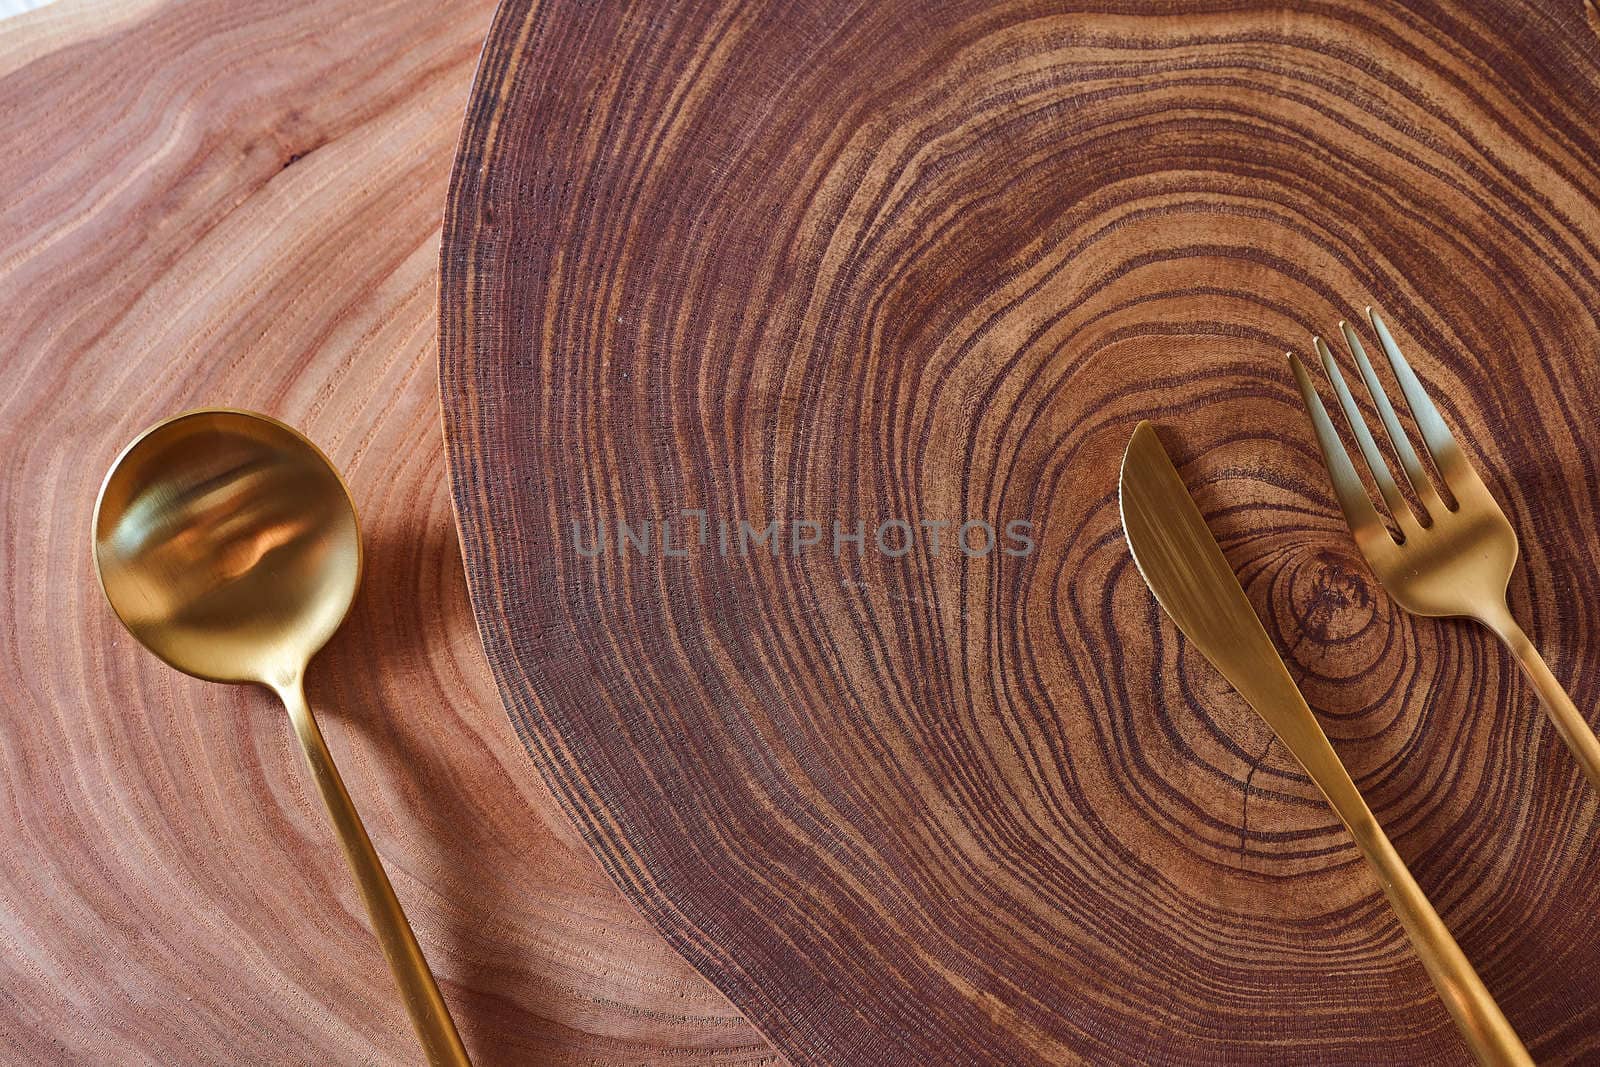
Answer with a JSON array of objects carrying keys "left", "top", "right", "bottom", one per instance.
[{"left": 93, "top": 408, "right": 471, "bottom": 1067}]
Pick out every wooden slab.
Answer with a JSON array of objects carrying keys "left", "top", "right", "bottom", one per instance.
[
  {"left": 0, "top": 1, "right": 773, "bottom": 1063},
  {"left": 440, "top": 1, "right": 1600, "bottom": 1063}
]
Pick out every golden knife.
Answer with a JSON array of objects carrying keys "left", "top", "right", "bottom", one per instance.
[{"left": 1119, "top": 421, "right": 1529, "bottom": 1067}]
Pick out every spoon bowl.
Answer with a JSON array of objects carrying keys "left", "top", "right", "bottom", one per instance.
[{"left": 94, "top": 409, "right": 360, "bottom": 688}]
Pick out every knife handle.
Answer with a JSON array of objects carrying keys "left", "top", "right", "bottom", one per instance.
[{"left": 1305, "top": 741, "right": 1531, "bottom": 1067}]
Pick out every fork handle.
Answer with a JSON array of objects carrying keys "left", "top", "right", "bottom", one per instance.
[
  {"left": 1485, "top": 609, "right": 1600, "bottom": 792},
  {"left": 1312, "top": 760, "right": 1531, "bottom": 1066}
]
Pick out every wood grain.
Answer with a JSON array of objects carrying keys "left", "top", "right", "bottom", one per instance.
[
  {"left": 441, "top": 1, "right": 1600, "bottom": 1063},
  {"left": 0, "top": 2, "right": 772, "bottom": 1063}
]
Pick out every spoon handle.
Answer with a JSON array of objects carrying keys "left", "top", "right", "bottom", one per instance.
[{"left": 276, "top": 678, "right": 471, "bottom": 1067}]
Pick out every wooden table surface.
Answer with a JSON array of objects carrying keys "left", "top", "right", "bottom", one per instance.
[{"left": 0, "top": 2, "right": 775, "bottom": 1063}]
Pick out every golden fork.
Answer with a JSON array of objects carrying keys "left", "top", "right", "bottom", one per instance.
[{"left": 1290, "top": 307, "right": 1600, "bottom": 791}]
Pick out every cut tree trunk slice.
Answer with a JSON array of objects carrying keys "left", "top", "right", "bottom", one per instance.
[
  {"left": 440, "top": 1, "right": 1600, "bottom": 1063},
  {"left": 0, "top": 1, "right": 770, "bottom": 1063}
]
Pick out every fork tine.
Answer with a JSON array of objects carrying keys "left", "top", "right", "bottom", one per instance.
[
  {"left": 1289, "top": 353, "right": 1398, "bottom": 552},
  {"left": 1311, "top": 335, "right": 1417, "bottom": 532},
  {"left": 1366, "top": 308, "right": 1482, "bottom": 499},
  {"left": 1339, "top": 320, "right": 1447, "bottom": 519}
]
